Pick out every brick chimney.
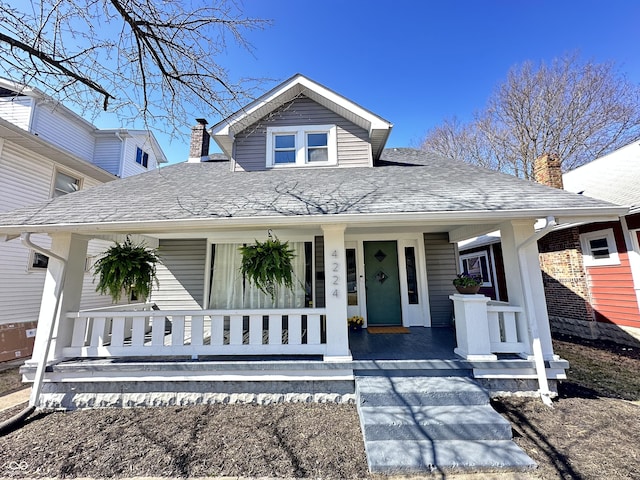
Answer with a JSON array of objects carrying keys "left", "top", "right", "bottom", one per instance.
[
  {"left": 534, "top": 153, "right": 563, "bottom": 189},
  {"left": 187, "top": 118, "right": 210, "bottom": 163}
]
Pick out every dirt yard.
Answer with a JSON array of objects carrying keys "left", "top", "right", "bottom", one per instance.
[{"left": 1, "top": 335, "right": 639, "bottom": 479}]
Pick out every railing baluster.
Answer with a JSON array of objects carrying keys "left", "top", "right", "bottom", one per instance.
[
  {"left": 152, "top": 316, "right": 166, "bottom": 346},
  {"left": 288, "top": 314, "right": 302, "bottom": 345},
  {"left": 487, "top": 310, "right": 500, "bottom": 345},
  {"left": 503, "top": 311, "right": 518, "bottom": 343},
  {"left": 268, "top": 314, "right": 282, "bottom": 345},
  {"left": 249, "top": 314, "right": 263, "bottom": 345},
  {"left": 110, "top": 316, "right": 126, "bottom": 347},
  {"left": 71, "top": 316, "right": 89, "bottom": 347},
  {"left": 131, "top": 317, "right": 146, "bottom": 347},
  {"left": 229, "top": 315, "right": 243, "bottom": 345},
  {"left": 172, "top": 315, "right": 185, "bottom": 346},
  {"left": 211, "top": 315, "right": 224, "bottom": 345},
  {"left": 307, "top": 314, "right": 321, "bottom": 345},
  {"left": 191, "top": 316, "right": 204, "bottom": 346},
  {"left": 90, "top": 317, "right": 107, "bottom": 347}
]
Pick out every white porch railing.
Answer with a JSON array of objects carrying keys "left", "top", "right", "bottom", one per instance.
[
  {"left": 487, "top": 302, "right": 530, "bottom": 355},
  {"left": 450, "top": 294, "right": 532, "bottom": 360},
  {"left": 63, "top": 308, "right": 327, "bottom": 358}
]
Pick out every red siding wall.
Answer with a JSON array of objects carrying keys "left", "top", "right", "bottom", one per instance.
[{"left": 579, "top": 222, "right": 640, "bottom": 328}]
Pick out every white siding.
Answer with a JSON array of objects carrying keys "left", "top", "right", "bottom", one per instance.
[
  {"left": 0, "top": 96, "right": 33, "bottom": 129},
  {"left": 151, "top": 239, "right": 207, "bottom": 310},
  {"left": 93, "top": 136, "right": 123, "bottom": 176},
  {"left": 31, "top": 103, "right": 96, "bottom": 162},
  {"left": 234, "top": 96, "right": 371, "bottom": 171},
  {"left": 0, "top": 139, "right": 113, "bottom": 326},
  {"left": 121, "top": 134, "right": 160, "bottom": 177}
]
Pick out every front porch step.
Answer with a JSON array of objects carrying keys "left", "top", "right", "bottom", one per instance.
[
  {"left": 355, "top": 375, "right": 535, "bottom": 473},
  {"left": 365, "top": 439, "right": 536, "bottom": 473},
  {"left": 357, "top": 376, "right": 489, "bottom": 407},
  {"left": 359, "top": 404, "right": 513, "bottom": 441}
]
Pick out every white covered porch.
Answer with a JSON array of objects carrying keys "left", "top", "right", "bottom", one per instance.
[{"left": 18, "top": 217, "right": 574, "bottom": 408}]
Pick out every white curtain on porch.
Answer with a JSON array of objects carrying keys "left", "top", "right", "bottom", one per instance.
[{"left": 209, "top": 243, "right": 306, "bottom": 309}]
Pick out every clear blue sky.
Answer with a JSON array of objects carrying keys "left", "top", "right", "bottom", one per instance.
[{"left": 109, "top": 0, "right": 640, "bottom": 164}]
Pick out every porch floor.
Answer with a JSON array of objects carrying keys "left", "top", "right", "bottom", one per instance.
[{"left": 349, "top": 326, "right": 458, "bottom": 361}]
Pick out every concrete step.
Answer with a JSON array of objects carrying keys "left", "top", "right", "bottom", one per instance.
[
  {"left": 365, "top": 439, "right": 536, "bottom": 473},
  {"left": 354, "top": 368, "right": 473, "bottom": 377},
  {"left": 359, "top": 404, "right": 513, "bottom": 441},
  {"left": 356, "top": 376, "right": 489, "bottom": 407}
]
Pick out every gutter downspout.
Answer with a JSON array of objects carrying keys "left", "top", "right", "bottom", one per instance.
[
  {"left": 516, "top": 216, "right": 556, "bottom": 407},
  {"left": 1, "top": 233, "right": 67, "bottom": 433},
  {"left": 21, "top": 232, "right": 67, "bottom": 410},
  {"left": 115, "top": 131, "right": 125, "bottom": 178}
]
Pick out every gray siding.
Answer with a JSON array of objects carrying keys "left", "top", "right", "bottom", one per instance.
[
  {"left": 152, "top": 239, "right": 206, "bottom": 309},
  {"left": 423, "top": 233, "right": 457, "bottom": 327},
  {"left": 234, "top": 96, "right": 371, "bottom": 171}
]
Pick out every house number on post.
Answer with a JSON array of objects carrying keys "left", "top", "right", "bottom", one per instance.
[{"left": 331, "top": 249, "right": 340, "bottom": 298}]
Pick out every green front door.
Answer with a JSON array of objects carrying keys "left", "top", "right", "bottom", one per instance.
[{"left": 364, "top": 241, "right": 402, "bottom": 326}]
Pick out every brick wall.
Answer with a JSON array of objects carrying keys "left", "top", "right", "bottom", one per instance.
[{"left": 538, "top": 227, "right": 594, "bottom": 325}]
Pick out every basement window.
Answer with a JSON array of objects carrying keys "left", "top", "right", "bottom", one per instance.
[{"left": 580, "top": 229, "right": 620, "bottom": 266}]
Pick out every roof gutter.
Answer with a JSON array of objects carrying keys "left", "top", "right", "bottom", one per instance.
[
  {"left": 516, "top": 216, "right": 557, "bottom": 407},
  {"left": 0, "top": 207, "right": 627, "bottom": 236}
]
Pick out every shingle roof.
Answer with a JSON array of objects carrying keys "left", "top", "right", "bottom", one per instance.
[
  {"left": 0, "top": 148, "right": 623, "bottom": 232},
  {"left": 563, "top": 141, "right": 640, "bottom": 212}
]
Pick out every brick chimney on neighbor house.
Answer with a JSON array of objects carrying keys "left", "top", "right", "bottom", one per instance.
[
  {"left": 534, "top": 153, "right": 563, "bottom": 189},
  {"left": 187, "top": 118, "right": 210, "bottom": 163}
]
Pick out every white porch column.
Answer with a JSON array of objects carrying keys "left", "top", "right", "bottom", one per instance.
[
  {"left": 500, "top": 220, "right": 554, "bottom": 359},
  {"left": 321, "top": 224, "right": 352, "bottom": 361},
  {"left": 30, "top": 233, "right": 89, "bottom": 363}
]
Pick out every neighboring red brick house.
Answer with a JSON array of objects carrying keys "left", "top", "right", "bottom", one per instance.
[
  {"left": 539, "top": 145, "right": 640, "bottom": 346},
  {"left": 460, "top": 145, "right": 640, "bottom": 346}
]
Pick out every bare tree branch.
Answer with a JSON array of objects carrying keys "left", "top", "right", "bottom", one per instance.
[
  {"left": 420, "top": 54, "right": 640, "bottom": 179},
  {"left": 0, "top": 0, "right": 271, "bottom": 135}
]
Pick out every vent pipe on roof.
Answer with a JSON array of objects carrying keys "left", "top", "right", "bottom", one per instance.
[{"left": 187, "top": 118, "right": 210, "bottom": 163}]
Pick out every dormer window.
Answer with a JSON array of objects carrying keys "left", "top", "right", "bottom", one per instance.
[
  {"left": 135, "top": 147, "right": 149, "bottom": 168},
  {"left": 266, "top": 125, "right": 337, "bottom": 167}
]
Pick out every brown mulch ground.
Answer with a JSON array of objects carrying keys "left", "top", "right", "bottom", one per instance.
[{"left": 1, "top": 335, "right": 640, "bottom": 479}]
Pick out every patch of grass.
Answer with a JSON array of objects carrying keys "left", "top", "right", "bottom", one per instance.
[{"left": 553, "top": 338, "right": 640, "bottom": 401}]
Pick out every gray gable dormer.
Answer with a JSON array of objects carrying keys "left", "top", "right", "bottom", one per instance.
[{"left": 210, "top": 74, "right": 393, "bottom": 172}]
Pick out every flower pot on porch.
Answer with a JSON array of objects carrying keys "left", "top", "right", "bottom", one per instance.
[{"left": 455, "top": 285, "right": 481, "bottom": 295}]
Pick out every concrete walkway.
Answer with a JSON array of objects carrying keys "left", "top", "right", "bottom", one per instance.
[{"left": 0, "top": 388, "right": 30, "bottom": 412}]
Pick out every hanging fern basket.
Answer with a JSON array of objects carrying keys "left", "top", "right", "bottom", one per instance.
[
  {"left": 239, "top": 233, "right": 296, "bottom": 302},
  {"left": 93, "top": 237, "right": 160, "bottom": 303}
]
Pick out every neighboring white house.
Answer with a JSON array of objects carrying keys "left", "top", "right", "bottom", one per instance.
[{"left": 0, "top": 79, "right": 167, "bottom": 361}]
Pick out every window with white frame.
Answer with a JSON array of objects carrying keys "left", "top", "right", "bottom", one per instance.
[
  {"left": 266, "top": 125, "right": 337, "bottom": 167},
  {"left": 52, "top": 170, "right": 80, "bottom": 197},
  {"left": 580, "top": 228, "right": 620, "bottom": 266},
  {"left": 135, "top": 147, "right": 149, "bottom": 168},
  {"left": 459, "top": 251, "right": 492, "bottom": 286}
]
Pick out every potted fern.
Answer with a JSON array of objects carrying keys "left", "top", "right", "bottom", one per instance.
[
  {"left": 93, "top": 237, "right": 160, "bottom": 302},
  {"left": 239, "top": 233, "right": 296, "bottom": 303}
]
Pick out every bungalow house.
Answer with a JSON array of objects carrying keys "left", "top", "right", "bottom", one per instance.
[
  {"left": 0, "top": 74, "right": 626, "bottom": 472},
  {"left": 0, "top": 79, "right": 167, "bottom": 361},
  {"left": 460, "top": 147, "right": 640, "bottom": 347}
]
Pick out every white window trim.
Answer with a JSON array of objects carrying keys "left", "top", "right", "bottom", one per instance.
[
  {"left": 459, "top": 251, "right": 492, "bottom": 287},
  {"left": 580, "top": 228, "right": 620, "bottom": 267},
  {"left": 266, "top": 124, "right": 337, "bottom": 168}
]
